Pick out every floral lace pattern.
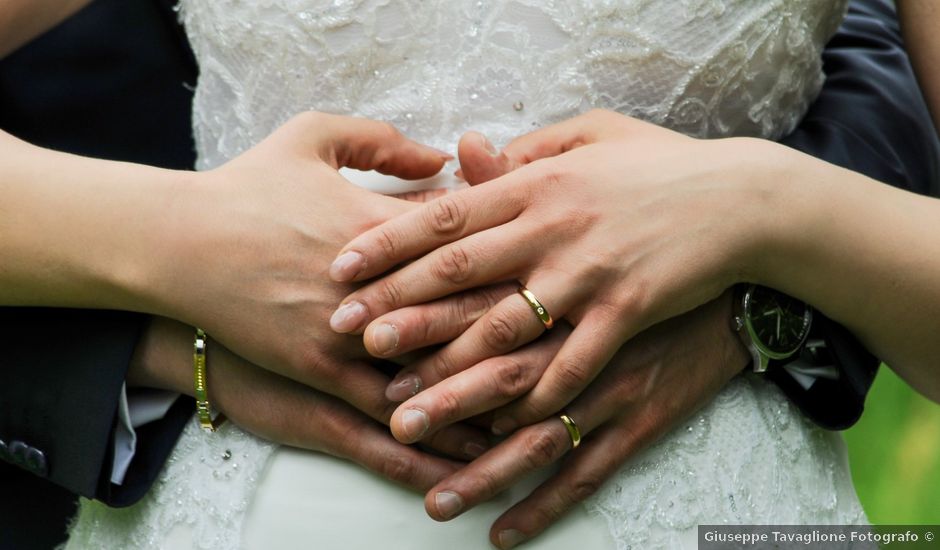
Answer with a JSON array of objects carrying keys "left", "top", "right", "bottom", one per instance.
[
  {"left": 585, "top": 376, "right": 865, "bottom": 549},
  {"left": 66, "top": 422, "right": 274, "bottom": 550},
  {"left": 180, "top": 0, "right": 848, "bottom": 170},
  {"left": 67, "top": 1, "right": 867, "bottom": 548}
]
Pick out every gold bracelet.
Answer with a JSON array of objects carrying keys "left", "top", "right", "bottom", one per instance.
[{"left": 193, "top": 328, "right": 226, "bottom": 432}]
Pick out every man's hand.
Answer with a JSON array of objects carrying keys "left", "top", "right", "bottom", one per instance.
[
  {"left": 128, "top": 316, "right": 472, "bottom": 490},
  {"left": 402, "top": 294, "right": 747, "bottom": 548},
  {"left": 445, "top": 294, "right": 747, "bottom": 549}
]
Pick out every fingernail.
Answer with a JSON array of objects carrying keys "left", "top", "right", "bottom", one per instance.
[
  {"left": 434, "top": 490, "right": 464, "bottom": 519},
  {"left": 385, "top": 374, "right": 422, "bottom": 402},
  {"left": 491, "top": 417, "right": 517, "bottom": 436},
  {"left": 401, "top": 408, "right": 430, "bottom": 440},
  {"left": 371, "top": 323, "right": 399, "bottom": 356},
  {"left": 480, "top": 134, "right": 499, "bottom": 156},
  {"left": 330, "top": 251, "right": 365, "bottom": 282},
  {"left": 498, "top": 529, "right": 527, "bottom": 549},
  {"left": 329, "top": 301, "right": 367, "bottom": 333},
  {"left": 463, "top": 441, "right": 488, "bottom": 458}
]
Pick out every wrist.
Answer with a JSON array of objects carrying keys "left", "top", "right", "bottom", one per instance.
[
  {"left": 716, "top": 286, "right": 751, "bottom": 377},
  {"left": 0, "top": 135, "right": 197, "bottom": 312},
  {"left": 127, "top": 316, "right": 195, "bottom": 396},
  {"left": 715, "top": 138, "right": 819, "bottom": 289}
]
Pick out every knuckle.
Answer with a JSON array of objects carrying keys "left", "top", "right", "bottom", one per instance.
[
  {"left": 570, "top": 475, "right": 604, "bottom": 503},
  {"left": 471, "top": 465, "right": 505, "bottom": 501},
  {"left": 429, "top": 351, "right": 459, "bottom": 382},
  {"left": 523, "top": 426, "right": 565, "bottom": 469},
  {"left": 375, "top": 121, "right": 403, "bottom": 142},
  {"left": 374, "top": 228, "right": 401, "bottom": 263},
  {"left": 380, "top": 452, "right": 418, "bottom": 485},
  {"left": 531, "top": 504, "right": 562, "bottom": 530},
  {"left": 553, "top": 355, "right": 593, "bottom": 395},
  {"left": 433, "top": 245, "right": 474, "bottom": 285},
  {"left": 291, "top": 348, "right": 334, "bottom": 380},
  {"left": 434, "top": 388, "right": 464, "bottom": 424},
  {"left": 377, "top": 279, "right": 405, "bottom": 310},
  {"left": 452, "top": 292, "right": 487, "bottom": 326},
  {"left": 426, "top": 196, "right": 468, "bottom": 236},
  {"left": 492, "top": 357, "right": 531, "bottom": 400},
  {"left": 482, "top": 309, "right": 524, "bottom": 351}
]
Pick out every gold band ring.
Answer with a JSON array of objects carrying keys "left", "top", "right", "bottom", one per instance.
[
  {"left": 559, "top": 413, "right": 581, "bottom": 449},
  {"left": 518, "top": 287, "right": 554, "bottom": 330}
]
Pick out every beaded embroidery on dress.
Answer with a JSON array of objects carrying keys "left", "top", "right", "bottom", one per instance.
[{"left": 67, "top": 1, "right": 866, "bottom": 548}]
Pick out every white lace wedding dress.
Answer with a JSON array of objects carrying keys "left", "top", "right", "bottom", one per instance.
[{"left": 67, "top": 1, "right": 867, "bottom": 548}]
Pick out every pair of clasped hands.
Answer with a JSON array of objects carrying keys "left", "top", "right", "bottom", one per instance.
[{"left": 134, "top": 110, "right": 763, "bottom": 549}]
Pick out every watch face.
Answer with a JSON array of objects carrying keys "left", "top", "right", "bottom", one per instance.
[{"left": 744, "top": 285, "right": 812, "bottom": 358}]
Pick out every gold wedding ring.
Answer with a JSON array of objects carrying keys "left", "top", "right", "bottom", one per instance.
[
  {"left": 518, "top": 286, "right": 554, "bottom": 330},
  {"left": 559, "top": 413, "right": 581, "bottom": 449}
]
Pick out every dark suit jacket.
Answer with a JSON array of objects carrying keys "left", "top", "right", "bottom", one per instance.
[
  {"left": 0, "top": 0, "right": 196, "bottom": 548},
  {"left": 0, "top": 0, "right": 937, "bottom": 548}
]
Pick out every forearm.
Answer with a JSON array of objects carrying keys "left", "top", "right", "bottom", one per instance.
[
  {"left": 899, "top": 0, "right": 940, "bottom": 135},
  {"left": 0, "top": 130, "right": 188, "bottom": 311},
  {"left": 750, "top": 140, "right": 940, "bottom": 400},
  {"left": 0, "top": 0, "right": 92, "bottom": 58}
]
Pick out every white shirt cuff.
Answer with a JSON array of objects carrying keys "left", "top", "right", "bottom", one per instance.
[{"left": 111, "top": 384, "right": 179, "bottom": 485}]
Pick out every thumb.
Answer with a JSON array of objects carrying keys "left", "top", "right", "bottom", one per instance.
[
  {"left": 288, "top": 112, "right": 453, "bottom": 180},
  {"left": 457, "top": 131, "right": 520, "bottom": 185}
]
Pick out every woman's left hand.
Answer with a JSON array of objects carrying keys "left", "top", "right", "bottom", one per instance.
[{"left": 329, "top": 110, "right": 778, "bottom": 431}]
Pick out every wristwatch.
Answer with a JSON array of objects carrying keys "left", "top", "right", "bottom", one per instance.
[{"left": 732, "top": 284, "right": 813, "bottom": 372}]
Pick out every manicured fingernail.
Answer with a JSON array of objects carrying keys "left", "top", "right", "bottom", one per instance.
[
  {"left": 480, "top": 134, "right": 498, "bottom": 156},
  {"left": 498, "top": 529, "right": 527, "bottom": 549},
  {"left": 385, "top": 374, "right": 422, "bottom": 402},
  {"left": 434, "top": 491, "right": 464, "bottom": 519},
  {"left": 329, "top": 301, "right": 367, "bottom": 333},
  {"left": 371, "top": 323, "right": 399, "bottom": 356},
  {"left": 401, "top": 408, "right": 430, "bottom": 440},
  {"left": 330, "top": 251, "right": 365, "bottom": 282},
  {"left": 463, "top": 441, "right": 488, "bottom": 458},
  {"left": 491, "top": 417, "right": 517, "bottom": 436}
]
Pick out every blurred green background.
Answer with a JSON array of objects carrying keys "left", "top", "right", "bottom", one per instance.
[{"left": 844, "top": 367, "right": 940, "bottom": 524}]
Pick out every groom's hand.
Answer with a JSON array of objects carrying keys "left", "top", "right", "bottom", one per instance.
[
  {"left": 128, "top": 317, "right": 465, "bottom": 490},
  {"left": 423, "top": 294, "right": 748, "bottom": 549}
]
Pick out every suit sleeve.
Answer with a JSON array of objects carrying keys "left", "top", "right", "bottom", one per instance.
[
  {"left": 0, "top": 0, "right": 199, "bottom": 506},
  {"left": 770, "top": 0, "right": 940, "bottom": 430},
  {"left": 0, "top": 310, "right": 191, "bottom": 506}
]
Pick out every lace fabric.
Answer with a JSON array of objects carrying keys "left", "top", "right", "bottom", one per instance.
[
  {"left": 67, "top": 1, "right": 867, "bottom": 548},
  {"left": 585, "top": 376, "right": 865, "bottom": 550},
  {"left": 66, "top": 423, "right": 274, "bottom": 550},
  {"left": 181, "top": 0, "right": 847, "bottom": 170}
]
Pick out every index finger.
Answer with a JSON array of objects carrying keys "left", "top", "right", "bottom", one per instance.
[{"left": 328, "top": 164, "right": 546, "bottom": 283}]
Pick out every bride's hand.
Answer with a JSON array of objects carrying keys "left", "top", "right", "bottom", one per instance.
[
  {"left": 329, "top": 110, "right": 773, "bottom": 432},
  {"left": 132, "top": 112, "right": 497, "bottom": 460}
]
